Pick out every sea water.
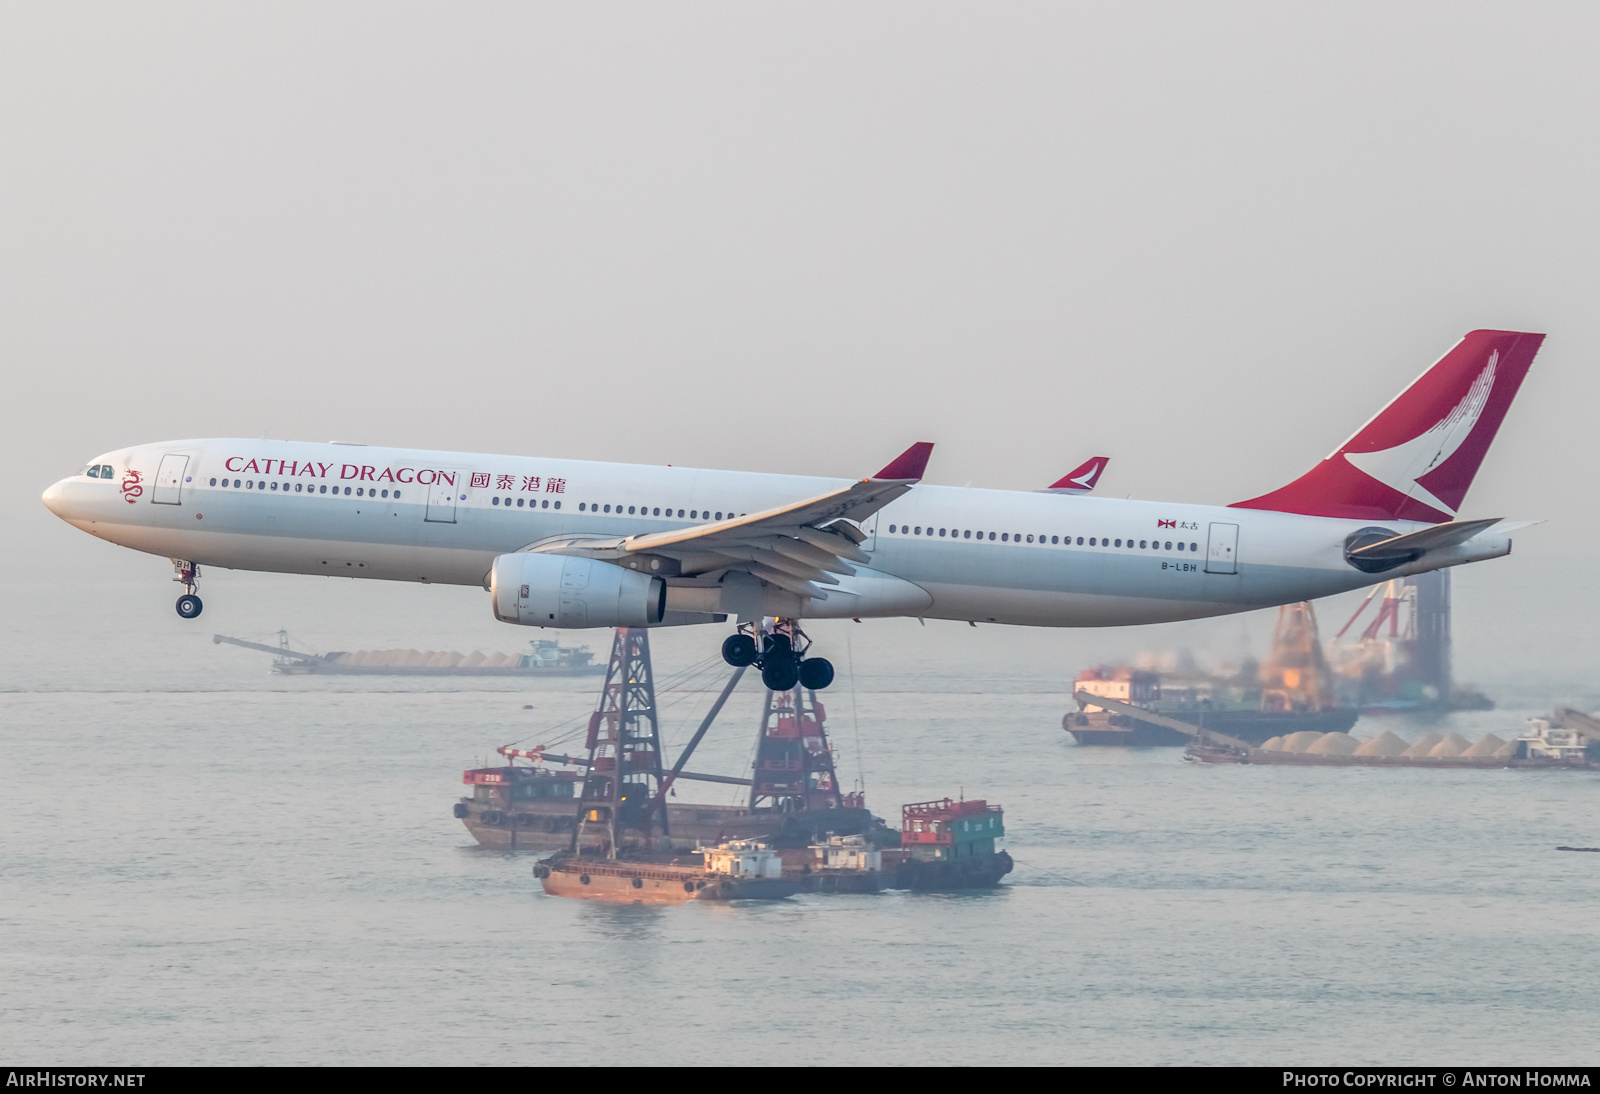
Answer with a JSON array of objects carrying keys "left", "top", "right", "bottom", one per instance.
[{"left": 2, "top": 572, "right": 1597, "bottom": 1065}]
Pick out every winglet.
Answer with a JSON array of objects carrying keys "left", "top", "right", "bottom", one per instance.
[
  {"left": 872, "top": 442, "right": 935, "bottom": 481},
  {"left": 1044, "top": 456, "right": 1109, "bottom": 494}
]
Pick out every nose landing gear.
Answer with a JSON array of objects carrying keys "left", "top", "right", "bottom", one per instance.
[
  {"left": 173, "top": 560, "right": 203, "bottom": 619},
  {"left": 721, "top": 620, "right": 834, "bottom": 690}
]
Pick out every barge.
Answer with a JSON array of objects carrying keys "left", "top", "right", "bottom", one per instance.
[
  {"left": 1186, "top": 716, "right": 1597, "bottom": 769},
  {"left": 1066, "top": 602, "right": 1359, "bottom": 746},
  {"left": 456, "top": 748, "right": 887, "bottom": 852},
  {"left": 215, "top": 631, "right": 602, "bottom": 675},
  {"left": 533, "top": 840, "right": 799, "bottom": 904}
]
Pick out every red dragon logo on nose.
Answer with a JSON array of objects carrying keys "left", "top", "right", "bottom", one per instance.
[{"left": 120, "top": 468, "right": 143, "bottom": 504}]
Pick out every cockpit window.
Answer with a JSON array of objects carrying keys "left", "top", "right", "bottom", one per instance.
[{"left": 81, "top": 464, "right": 112, "bottom": 479}]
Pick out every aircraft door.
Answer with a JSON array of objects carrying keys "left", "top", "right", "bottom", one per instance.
[
  {"left": 424, "top": 469, "right": 466, "bottom": 524},
  {"left": 1205, "top": 522, "right": 1239, "bottom": 574},
  {"left": 152, "top": 454, "right": 190, "bottom": 505}
]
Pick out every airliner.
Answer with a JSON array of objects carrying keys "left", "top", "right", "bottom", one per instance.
[{"left": 43, "top": 329, "right": 1542, "bottom": 691}]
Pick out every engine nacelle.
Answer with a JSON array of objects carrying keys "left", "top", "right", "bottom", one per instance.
[{"left": 490, "top": 552, "right": 666, "bottom": 628}]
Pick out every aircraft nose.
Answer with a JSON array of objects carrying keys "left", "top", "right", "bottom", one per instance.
[{"left": 42, "top": 478, "right": 71, "bottom": 518}]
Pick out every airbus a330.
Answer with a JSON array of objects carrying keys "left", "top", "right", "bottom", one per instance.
[{"left": 44, "top": 329, "right": 1542, "bottom": 691}]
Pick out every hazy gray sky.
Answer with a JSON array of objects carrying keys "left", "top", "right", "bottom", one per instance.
[{"left": 4, "top": 3, "right": 1597, "bottom": 687}]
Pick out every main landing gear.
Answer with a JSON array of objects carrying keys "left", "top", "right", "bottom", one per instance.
[
  {"left": 173, "top": 560, "right": 203, "bottom": 619},
  {"left": 721, "top": 620, "right": 834, "bottom": 691}
]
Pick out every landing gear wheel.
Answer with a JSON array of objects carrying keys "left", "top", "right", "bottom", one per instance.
[
  {"left": 761, "top": 633, "right": 792, "bottom": 660},
  {"left": 175, "top": 594, "right": 203, "bottom": 619},
  {"left": 721, "top": 633, "right": 758, "bottom": 667},
  {"left": 761, "top": 656, "right": 800, "bottom": 691},
  {"left": 798, "top": 657, "right": 834, "bottom": 690}
]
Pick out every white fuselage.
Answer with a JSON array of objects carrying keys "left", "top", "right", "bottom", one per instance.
[{"left": 42, "top": 439, "right": 1512, "bottom": 628}]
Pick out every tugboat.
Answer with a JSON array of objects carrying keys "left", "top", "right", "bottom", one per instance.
[{"left": 886, "top": 798, "right": 1012, "bottom": 891}]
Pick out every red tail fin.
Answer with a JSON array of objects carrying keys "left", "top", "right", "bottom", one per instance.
[
  {"left": 1231, "top": 330, "right": 1543, "bottom": 523},
  {"left": 1044, "top": 456, "right": 1109, "bottom": 494}
]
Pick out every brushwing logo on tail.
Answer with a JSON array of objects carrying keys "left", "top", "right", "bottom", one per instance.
[
  {"left": 1043, "top": 456, "right": 1110, "bottom": 495},
  {"left": 1342, "top": 351, "right": 1498, "bottom": 518}
]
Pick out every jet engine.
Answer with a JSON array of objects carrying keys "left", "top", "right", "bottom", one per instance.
[{"left": 490, "top": 552, "right": 666, "bottom": 628}]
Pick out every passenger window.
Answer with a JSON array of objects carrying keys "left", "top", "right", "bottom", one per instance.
[
  {"left": 987, "top": 532, "right": 994, "bottom": 540},
  {"left": 209, "top": 478, "right": 217, "bottom": 486},
  {"left": 394, "top": 491, "right": 401, "bottom": 500},
  {"left": 691, "top": 510, "right": 698, "bottom": 519},
  {"left": 235, "top": 480, "right": 241, "bottom": 488},
  {"left": 343, "top": 486, "right": 351, "bottom": 495},
  {"left": 1139, "top": 540, "right": 1147, "bottom": 548},
  {"left": 246, "top": 480, "right": 253, "bottom": 489},
  {"left": 964, "top": 530, "right": 972, "bottom": 539},
  {"left": 652, "top": 507, "right": 660, "bottom": 516},
  {"left": 629, "top": 506, "right": 636, "bottom": 514},
  {"left": 1051, "top": 536, "right": 1058, "bottom": 544},
  {"left": 715, "top": 512, "right": 722, "bottom": 520},
  {"left": 1001, "top": 533, "right": 1008, "bottom": 542},
  {"left": 889, "top": 524, "right": 896, "bottom": 533},
  {"left": 493, "top": 497, "right": 500, "bottom": 505},
  {"left": 1177, "top": 542, "right": 1185, "bottom": 551},
  {"left": 939, "top": 528, "right": 946, "bottom": 537},
  {"left": 1026, "top": 534, "right": 1033, "bottom": 543},
  {"left": 603, "top": 504, "right": 611, "bottom": 513},
  {"left": 379, "top": 488, "right": 385, "bottom": 497},
  {"left": 541, "top": 499, "right": 547, "bottom": 508},
  {"left": 579, "top": 503, "right": 586, "bottom": 511},
  {"left": 1114, "top": 538, "right": 1120, "bottom": 547},
  {"left": 677, "top": 509, "right": 684, "bottom": 518},
  {"left": 552, "top": 500, "right": 560, "bottom": 509},
  {"left": 518, "top": 498, "right": 525, "bottom": 507},
  {"left": 1088, "top": 537, "right": 1095, "bottom": 545},
  {"left": 355, "top": 487, "right": 362, "bottom": 496},
  {"left": 1164, "top": 541, "right": 1171, "bottom": 550},
  {"left": 1191, "top": 542, "right": 1198, "bottom": 552}
]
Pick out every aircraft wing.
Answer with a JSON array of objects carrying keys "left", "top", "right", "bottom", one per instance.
[{"left": 528, "top": 442, "right": 934, "bottom": 600}]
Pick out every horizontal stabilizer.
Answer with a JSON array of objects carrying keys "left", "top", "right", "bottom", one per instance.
[{"left": 1347, "top": 517, "right": 1503, "bottom": 565}]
